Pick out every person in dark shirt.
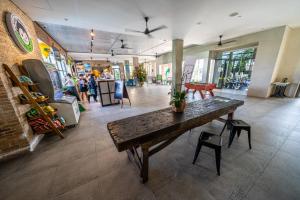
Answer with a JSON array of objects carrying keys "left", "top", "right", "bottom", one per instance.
[{"left": 88, "top": 74, "right": 98, "bottom": 103}]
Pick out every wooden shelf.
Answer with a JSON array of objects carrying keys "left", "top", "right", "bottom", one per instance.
[
  {"left": 3, "top": 64, "right": 64, "bottom": 139},
  {"left": 20, "top": 97, "right": 49, "bottom": 105},
  {"left": 34, "top": 125, "right": 64, "bottom": 135},
  {"left": 21, "top": 82, "right": 39, "bottom": 87}
]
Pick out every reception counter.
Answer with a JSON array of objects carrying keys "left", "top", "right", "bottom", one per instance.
[{"left": 97, "top": 79, "right": 119, "bottom": 106}]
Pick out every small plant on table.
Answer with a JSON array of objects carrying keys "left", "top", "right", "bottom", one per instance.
[{"left": 170, "top": 90, "right": 187, "bottom": 112}]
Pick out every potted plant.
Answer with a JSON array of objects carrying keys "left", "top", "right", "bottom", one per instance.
[
  {"left": 134, "top": 65, "right": 147, "bottom": 86},
  {"left": 169, "top": 71, "right": 192, "bottom": 112},
  {"left": 170, "top": 90, "right": 187, "bottom": 112}
]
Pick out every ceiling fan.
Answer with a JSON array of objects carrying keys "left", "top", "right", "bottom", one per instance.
[
  {"left": 217, "top": 35, "right": 236, "bottom": 46},
  {"left": 125, "top": 17, "right": 167, "bottom": 37},
  {"left": 111, "top": 50, "right": 115, "bottom": 56},
  {"left": 119, "top": 39, "right": 132, "bottom": 49}
]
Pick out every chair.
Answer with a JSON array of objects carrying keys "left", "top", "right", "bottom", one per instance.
[
  {"left": 151, "top": 76, "right": 156, "bottom": 84},
  {"left": 193, "top": 131, "right": 222, "bottom": 175},
  {"left": 227, "top": 120, "right": 251, "bottom": 149},
  {"left": 156, "top": 74, "right": 162, "bottom": 84},
  {"left": 126, "top": 79, "right": 136, "bottom": 86},
  {"left": 192, "top": 123, "right": 227, "bottom": 175}
]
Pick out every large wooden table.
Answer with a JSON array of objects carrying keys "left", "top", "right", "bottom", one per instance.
[{"left": 107, "top": 97, "right": 244, "bottom": 183}]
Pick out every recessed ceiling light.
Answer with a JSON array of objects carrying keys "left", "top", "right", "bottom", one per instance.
[{"left": 229, "top": 12, "right": 239, "bottom": 17}]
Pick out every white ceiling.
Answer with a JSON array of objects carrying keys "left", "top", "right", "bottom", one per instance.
[
  {"left": 68, "top": 52, "right": 156, "bottom": 63},
  {"left": 13, "top": 0, "right": 300, "bottom": 61},
  {"left": 37, "top": 22, "right": 170, "bottom": 55}
]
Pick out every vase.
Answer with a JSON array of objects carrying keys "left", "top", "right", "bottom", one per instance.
[
  {"left": 172, "top": 101, "right": 186, "bottom": 113},
  {"left": 140, "top": 82, "right": 144, "bottom": 87}
]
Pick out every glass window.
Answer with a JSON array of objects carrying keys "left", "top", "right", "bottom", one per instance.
[
  {"left": 158, "top": 63, "right": 172, "bottom": 80},
  {"left": 191, "top": 59, "right": 205, "bottom": 83}
]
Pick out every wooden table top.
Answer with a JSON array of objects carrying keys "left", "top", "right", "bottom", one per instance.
[{"left": 107, "top": 96, "right": 244, "bottom": 152}]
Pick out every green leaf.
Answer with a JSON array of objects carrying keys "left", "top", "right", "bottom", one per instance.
[
  {"left": 175, "top": 100, "right": 180, "bottom": 108},
  {"left": 180, "top": 91, "right": 186, "bottom": 100}
]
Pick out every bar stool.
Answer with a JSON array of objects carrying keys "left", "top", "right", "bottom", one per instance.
[
  {"left": 228, "top": 120, "right": 251, "bottom": 149},
  {"left": 193, "top": 131, "right": 222, "bottom": 176}
]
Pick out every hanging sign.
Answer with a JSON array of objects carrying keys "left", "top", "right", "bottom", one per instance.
[{"left": 5, "top": 12, "right": 33, "bottom": 53}]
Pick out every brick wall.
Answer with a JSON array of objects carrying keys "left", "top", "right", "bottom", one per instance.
[
  {"left": 0, "top": 0, "right": 42, "bottom": 156},
  {"left": 0, "top": 78, "right": 28, "bottom": 154}
]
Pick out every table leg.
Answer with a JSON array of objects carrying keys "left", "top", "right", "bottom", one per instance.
[
  {"left": 209, "top": 90, "right": 214, "bottom": 97},
  {"left": 192, "top": 90, "right": 197, "bottom": 98},
  {"left": 199, "top": 90, "right": 205, "bottom": 99},
  {"left": 141, "top": 145, "right": 149, "bottom": 183},
  {"left": 227, "top": 112, "right": 234, "bottom": 130},
  {"left": 227, "top": 112, "right": 234, "bottom": 120},
  {"left": 272, "top": 86, "right": 280, "bottom": 97}
]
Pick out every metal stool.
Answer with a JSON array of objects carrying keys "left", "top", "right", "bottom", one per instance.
[
  {"left": 193, "top": 131, "right": 222, "bottom": 176},
  {"left": 228, "top": 120, "right": 251, "bottom": 149}
]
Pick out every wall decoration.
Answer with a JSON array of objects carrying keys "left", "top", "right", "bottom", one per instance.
[
  {"left": 183, "top": 56, "right": 197, "bottom": 83},
  {"left": 5, "top": 12, "right": 33, "bottom": 53},
  {"left": 38, "top": 42, "right": 51, "bottom": 58}
]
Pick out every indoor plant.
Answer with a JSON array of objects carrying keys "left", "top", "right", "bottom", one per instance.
[
  {"left": 169, "top": 71, "right": 191, "bottom": 112},
  {"left": 134, "top": 65, "right": 147, "bottom": 86},
  {"left": 170, "top": 90, "right": 187, "bottom": 112}
]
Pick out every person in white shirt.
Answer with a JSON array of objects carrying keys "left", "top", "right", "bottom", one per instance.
[{"left": 64, "top": 73, "right": 80, "bottom": 101}]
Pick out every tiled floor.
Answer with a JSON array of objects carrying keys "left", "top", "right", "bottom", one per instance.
[{"left": 1, "top": 85, "right": 300, "bottom": 200}]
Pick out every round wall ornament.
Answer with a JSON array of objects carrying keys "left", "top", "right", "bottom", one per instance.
[{"left": 5, "top": 12, "right": 33, "bottom": 53}]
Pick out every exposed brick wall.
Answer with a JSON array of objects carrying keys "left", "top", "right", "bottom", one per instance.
[
  {"left": 0, "top": 78, "right": 28, "bottom": 154},
  {"left": 0, "top": 0, "right": 42, "bottom": 155}
]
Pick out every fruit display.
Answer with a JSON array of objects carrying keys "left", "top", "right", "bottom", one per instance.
[
  {"left": 31, "top": 92, "right": 48, "bottom": 101},
  {"left": 26, "top": 107, "right": 65, "bottom": 134},
  {"left": 42, "top": 105, "right": 56, "bottom": 115},
  {"left": 28, "top": 118, "right": 63, "bottom": 134},
  {"left": 18, "top": 92, "right": 49, "bottom": 104}
]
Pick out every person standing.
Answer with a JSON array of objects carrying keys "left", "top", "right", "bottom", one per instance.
[
  {"left": 88, "top": 74, "right": 98, "bottom": 103},
  {"left": 64, "top": 73, "right": 80, "bottom": 101},
  {"left": 78, "top": 74, "right": 88, "bottom": 101}
]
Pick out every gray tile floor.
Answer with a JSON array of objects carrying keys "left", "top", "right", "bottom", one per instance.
[{"left": 1, "top": 85, "right": 300, "bottom": 200}]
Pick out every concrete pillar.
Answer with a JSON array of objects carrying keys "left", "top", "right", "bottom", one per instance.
[
  {"left": 124, "top": 60, "right": 130, "bottom": 79},
  {"left": 172, "top": 39, "right": 184, "bottom": 92},
  {"left": 118, "top": 62, "right": 125, "bottom": 80},
  {"left": 133, "top": 57, "right": 139, "bottom": 70},
  {"left": 206, "top": 50, "right": 215, "bottom": 83}
]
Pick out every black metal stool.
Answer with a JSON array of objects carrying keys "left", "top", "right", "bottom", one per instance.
[
  {"left": 228, "top": 120, "right": 251, "bottom": 149},
  {"left": 193, "top": 131, "right": 222, "bottom": 176}
]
